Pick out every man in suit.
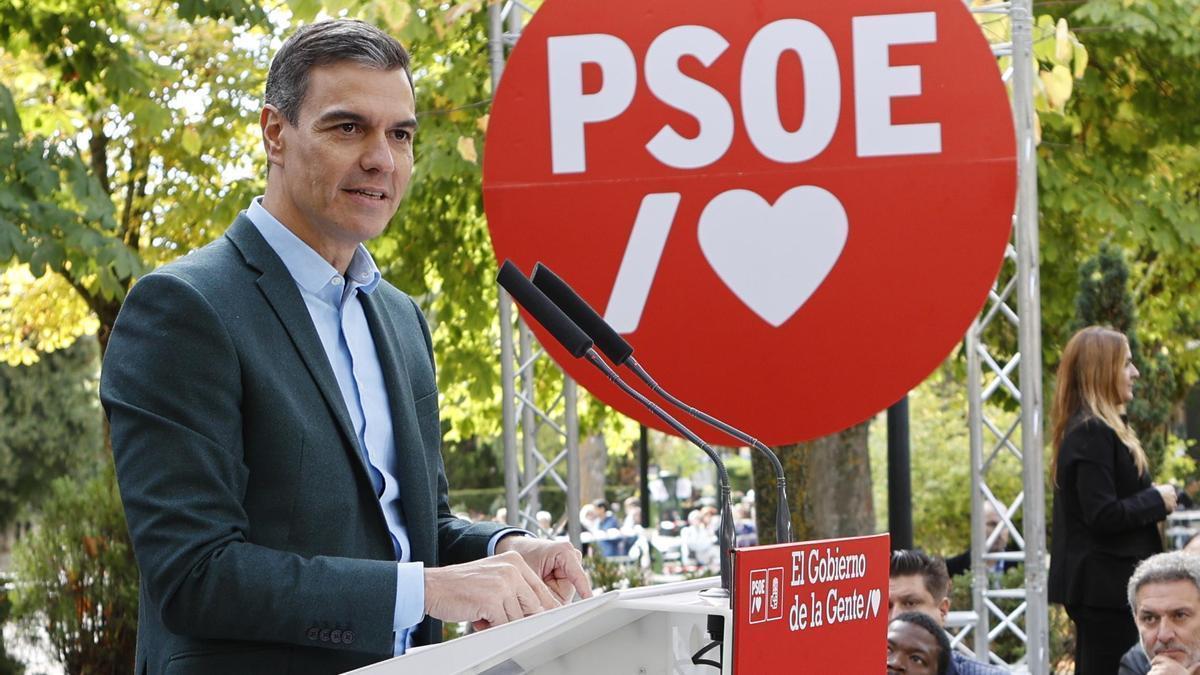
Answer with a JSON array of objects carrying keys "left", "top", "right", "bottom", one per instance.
[{"left": 100, "top": 19, "right": 589, "bottom": 674}]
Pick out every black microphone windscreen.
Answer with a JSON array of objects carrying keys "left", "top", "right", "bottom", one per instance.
[
  {"left": 496, "top": 261, "right": 593, "bottom": 358},
  {"left": 531, "top": 263, "right": 634, "bottom": 366}
]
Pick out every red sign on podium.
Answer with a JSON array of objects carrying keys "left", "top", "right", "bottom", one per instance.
[{"left": 733, "top": 534, "right": 890, "bottom": 673}]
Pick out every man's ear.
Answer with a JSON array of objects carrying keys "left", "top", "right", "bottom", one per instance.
[
  {"left": 938, "top": 595, "right": 951, "bottom": 622},
  {"left": 261, "top": 105, "right": 287, "bottom": 167}
]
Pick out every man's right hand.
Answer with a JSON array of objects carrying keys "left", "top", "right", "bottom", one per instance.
[
  {"left": 423, "top": 551, "right": 562, "bottom": 630},
  {"left": 1148, "top": 655, "right": 1200, "bottom": 674}
]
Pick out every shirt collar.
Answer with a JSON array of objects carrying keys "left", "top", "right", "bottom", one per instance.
[{"left": 246, "top": 197, "right": 381, "bottom": 296}]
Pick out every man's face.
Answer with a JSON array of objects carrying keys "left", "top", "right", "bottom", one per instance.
[
  {"left": 887, "top": 620, "right": 941, "bottom": 675},
  {"left": 1136, "top": 579, "right": 1200, "bottom": 667},
  {"left": 984, "top": 503, "right": 1009, "bottom": 553},
  {"left": 264, "top": 61, "right": 416, "bottom": 251},
  {"left": 889, "top": 574, "right": 949, "bottom": 624}
]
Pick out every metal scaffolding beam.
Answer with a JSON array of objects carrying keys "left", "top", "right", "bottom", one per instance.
[
  {"left": 965, "top": 0, "right": 1048, "bottom": 670},
  {"left": 488, "top": 0, "right": 582, "bottom": 549}
]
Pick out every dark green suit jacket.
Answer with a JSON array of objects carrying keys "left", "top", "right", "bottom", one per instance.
[{"left": 100, "top": 216, "right": 506, "bottom": 674}]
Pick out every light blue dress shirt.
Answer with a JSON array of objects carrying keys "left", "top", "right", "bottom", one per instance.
[
  {"left": 247, "top": 198, "right": 524, "bottom": 655},
  {"left": 247, "top": 198, "right": 426, "bottom": 654}
]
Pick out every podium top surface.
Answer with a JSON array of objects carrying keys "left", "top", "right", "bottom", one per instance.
[{"left": 345, "top": 577, "right": 730, "bottom": 675}]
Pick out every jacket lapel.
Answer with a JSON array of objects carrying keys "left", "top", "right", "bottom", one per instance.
[
  {"left": 360, "top": 293, "right": 435, "bottom": 564},
  {"left": 223, "top": 217, "right": 378, "bottom": 497}
]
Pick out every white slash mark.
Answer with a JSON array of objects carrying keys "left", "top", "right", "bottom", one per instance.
[{"left": 603, "top": 192, "right": 681, "bottom": 333}]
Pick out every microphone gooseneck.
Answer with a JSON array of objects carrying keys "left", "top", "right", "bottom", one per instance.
[
  {"left": 497, "top": 260, "right": 735, "bottom": 599},
  {"left": 531, "top": 262, "right": 793, "bottom": 543},
  {"left": 584, "top": 350, "right": 735, "bottom": 596}
]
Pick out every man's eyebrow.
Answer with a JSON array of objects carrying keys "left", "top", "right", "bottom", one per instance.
[
  {"left": 313, "top": 109, "right": 368, "bottom": 126},
  {"left": 312, "top": 110, "right": 419, "bottom": 131}
]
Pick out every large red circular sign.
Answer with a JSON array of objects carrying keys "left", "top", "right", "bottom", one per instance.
[{"left": 483, "top": 0, "right": 1016, "bottom": 445}]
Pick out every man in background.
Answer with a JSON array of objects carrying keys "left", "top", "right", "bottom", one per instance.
[
  {"left": 889, "top": 550, "right": 1007, "bottom": 674},
  {"left": 889, "top": 611, "right": 952, "bottom": 675},
  {"left": 1120, "top": 549, "right": 1200, "bottom": 675}
]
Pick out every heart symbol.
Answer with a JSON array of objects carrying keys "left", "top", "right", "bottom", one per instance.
[
  {"left": 868, "top": 588, "right": 881, "bottom": 618},
  {"left": 752, "top": 596, "right": 763, "bottom": 614},
  {"left": 697, "top": 186, "right": 848, "bottom": 327}
]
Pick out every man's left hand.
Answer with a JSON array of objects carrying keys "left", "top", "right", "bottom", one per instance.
[{"left": 495, "top": 536, "right": 593, "bottom": 603}]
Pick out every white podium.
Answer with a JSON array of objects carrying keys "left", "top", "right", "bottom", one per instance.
[{"left": 345, "top": 577, "right": 734, "bottom": 675}]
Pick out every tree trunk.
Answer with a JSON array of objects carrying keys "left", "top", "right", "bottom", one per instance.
[{"left": 751, "top": 420, "right": 874, "bottom": 544}]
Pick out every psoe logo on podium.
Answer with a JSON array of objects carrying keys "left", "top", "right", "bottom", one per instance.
[
  {"left": 483, "top": 0, "right": 1017, "bottom": 446},
  {"left": 748, "top": 567, "right": 785, "bottom": 624}
]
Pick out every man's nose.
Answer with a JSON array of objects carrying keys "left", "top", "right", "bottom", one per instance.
[
  {"left": 360, "top": 133, "right": 395, "bottom": 173},
  {"left": 1156, "top": 621, "right": 1177, "bottom": 644},
  {"left": 886, "top": 650, "right": 903, "bottom": 670}
]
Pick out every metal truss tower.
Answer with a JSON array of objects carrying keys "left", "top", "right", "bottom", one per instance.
[
  {"left": 488, "top": 0, "right": 583, "bottom": 549},
  {"left": 963, "top": 0, "right": 1048, "bottom": 670}
]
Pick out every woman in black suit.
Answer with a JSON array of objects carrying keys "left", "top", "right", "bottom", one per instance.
[{"left": 1048, "top": 326, "right": 1177, "bottom": 674}]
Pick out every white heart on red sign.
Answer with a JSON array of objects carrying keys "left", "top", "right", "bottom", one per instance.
[
  {"left": 868, "top": 588, "right": 881, "bottom": 617},
  {"left": 697, "top": 186, "right": 848, "bottom": 327}
]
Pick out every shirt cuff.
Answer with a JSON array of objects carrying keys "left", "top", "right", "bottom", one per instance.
[
  {"left": 487, "top": 528, "right": 534, "bottom": 556},
  {"left": 394, "top": 562, "right": 425, "bottom": 632}
]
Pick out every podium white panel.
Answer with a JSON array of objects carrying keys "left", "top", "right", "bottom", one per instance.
[{"left": 346, "top": 578, "right": 733, "bottom": 675}]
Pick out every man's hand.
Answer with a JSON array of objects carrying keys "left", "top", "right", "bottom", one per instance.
[
  {"left": 495, "top": 535, "right": 593, "bottom": 603},
  {"left": 423, "top": 551, "right": 561, "bottom": 630},
  {"left": 1148, "top": 655, "right": 1200, "bottom": 674}
]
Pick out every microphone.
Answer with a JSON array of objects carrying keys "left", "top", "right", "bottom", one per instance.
[
  {"left": 530, "top": 262, "right": 793, "bottom": 543},
  {"left": 496, "top": 260, "right": 736, "bottom": 599}
]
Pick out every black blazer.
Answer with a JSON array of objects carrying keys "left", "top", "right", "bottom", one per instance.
[
  {"left": 1048, "top": 417, "right": 1166, "bottom": 609},
  {"left": 101, "top": 216, "right": 506, "bottom": 674}
]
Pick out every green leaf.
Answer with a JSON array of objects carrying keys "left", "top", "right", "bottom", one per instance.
[
  {"left": 0, "top": 216, "right": 20, "bottom": 262},
  {"left": 181, "top": 128, "right": 202, "bottom": 156},
  {"left": 0, "top": 84, "right": 21, "bottom": 135}
]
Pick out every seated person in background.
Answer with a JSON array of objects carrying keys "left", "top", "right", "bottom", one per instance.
[
  {"left": 945, "top": 501, "right": 1020, "bottom": 578},
  {"left": 535, "top": 510, "right": 553, "bottom": 534},
  {"left": 681, "top": 509, "right": 719, "bottom": 570},
  {"left": 889, "top": 612, "right": 952, "bottom": 675},
  {"left": 1119, "top": 548, "right": 1200, "bottom": 675},
  {"left": 890, "top": 550, "right": 1008, "bottom": 674},
  {"left": 593, "top": 499, "right": 623, "bottom": 556},
  {"left": 733, "top": 503, "right": 757, "bottom": 548}
]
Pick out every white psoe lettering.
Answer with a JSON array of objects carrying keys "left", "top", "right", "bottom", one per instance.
[{"left": 547, "top": 12, "right": 943, "bottom": 174}]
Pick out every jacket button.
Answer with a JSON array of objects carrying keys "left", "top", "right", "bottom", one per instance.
[
  {"left": 343, "top": 630, "right": 355, "bottom": 645},
  {"left": 319, "top": 628, "right": 331, "bottom": 642},
  {"left": 331, "top": 629, "right": 342, "bottom": 644},
  {"left": 307, "top": 627, "right": 319, "bottom": 641}
]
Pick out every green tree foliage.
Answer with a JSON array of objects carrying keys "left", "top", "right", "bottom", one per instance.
[
  {"left": 1074, "top": 244, "right": 1175, "bottom": 474},
  {"left": 0, "top": 0, "right": 272, "bottom": 353},
  {"left": 870, "top": 367, "right": 1024, "bottom": 557},
  {"left": 10, "top": 461, "right": 138, "bottom": 674},
  {"left": 1039, "top": 0, "right": 1200, "bottom": 402},
  {"left": 0, "top": 338, "right": 101, "bottom": 528},
  {"left": 0, "top": 575, "right": 25, "bottom": 675}
]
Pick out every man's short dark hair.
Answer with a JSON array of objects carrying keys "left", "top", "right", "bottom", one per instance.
[
  {"left": 890, "top": 549, "right": 951, "bottom": 601},
  {"left": 265, "top": 19, "right": 412, "bottom": 125},
  {"left": 891, "top": 611, "right": 951, "bottom": 675}
]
